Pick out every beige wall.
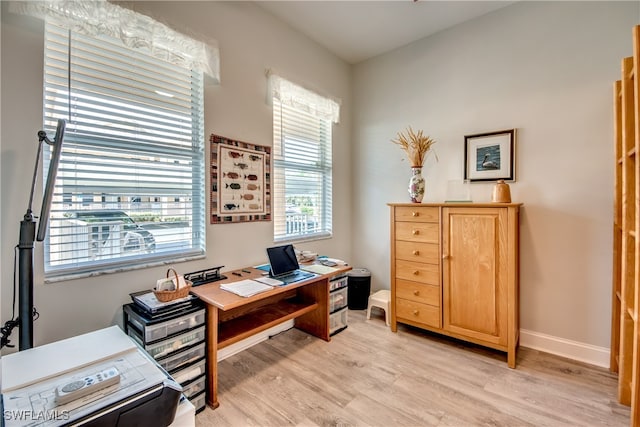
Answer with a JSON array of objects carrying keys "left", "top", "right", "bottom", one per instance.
[
  {"left": 351, "top": 1, "right": 638, "bottom": 364},
  {"left": 0, "top": 1, "right": 351, "bottom": 350}
]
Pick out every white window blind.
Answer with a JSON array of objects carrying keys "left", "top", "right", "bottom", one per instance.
[
  {"left": 272, "top": 77, "right": 338, "bottom": 242},
  {"left": 43, "top": 22, "right": 205, "bottom": 279}
]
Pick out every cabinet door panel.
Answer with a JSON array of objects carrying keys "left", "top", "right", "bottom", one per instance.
[{"left": 442, "top": 208, "right": 507, "bottom": 346}]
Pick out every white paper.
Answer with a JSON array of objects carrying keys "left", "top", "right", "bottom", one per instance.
[
  {"left": 220, "top": 279, "right": 273, "bottom": 297},
  {"left": 322, "top": 258, "right": 347, "bottom": 266},
  {"left": 254, "top": 277, "right": 285, "bottom": 286},
  {"left": 300, "top": 264, "right": 337, "bottom": 275}
]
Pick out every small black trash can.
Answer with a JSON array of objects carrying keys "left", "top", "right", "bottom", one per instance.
[{"left": 347, "top": 268, "right": 371, "bottom": 310}]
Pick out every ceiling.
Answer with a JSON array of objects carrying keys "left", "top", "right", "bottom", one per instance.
[{"left": 256, "top": 1, "right": 516, "bottom": 64}]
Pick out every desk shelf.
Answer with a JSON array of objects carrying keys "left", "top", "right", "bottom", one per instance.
[{"left": 218, "top": 298, "right": 319, "bottom": 349}]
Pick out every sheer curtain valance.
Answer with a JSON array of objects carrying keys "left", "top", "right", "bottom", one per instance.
[
  {"left": 10, "top": 0, "right": 220, "bottom": 82},
  {"left": 268, "top": 72, "right": 341, "bottom": 124}
]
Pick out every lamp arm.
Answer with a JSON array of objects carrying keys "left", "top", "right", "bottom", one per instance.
[{"left": 25, "top": 138, "right": 44, "bottom": 221}]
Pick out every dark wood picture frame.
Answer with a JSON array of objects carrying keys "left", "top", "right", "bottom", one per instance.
[{"left": 464, "top": 129, "right": 516, "bottom": 182}]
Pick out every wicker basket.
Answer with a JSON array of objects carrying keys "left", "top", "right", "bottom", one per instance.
[{"left": 153, "top": 268, "right": 193, "bottom": 302}]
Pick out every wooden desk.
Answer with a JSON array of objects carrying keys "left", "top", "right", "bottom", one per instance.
[{"left": 190, "top": 264, "right": 351, "bottom": 409}]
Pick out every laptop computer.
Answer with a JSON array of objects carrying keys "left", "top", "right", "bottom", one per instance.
[{"left": 266, "top": 244, "right": 316, "bottom": 284}]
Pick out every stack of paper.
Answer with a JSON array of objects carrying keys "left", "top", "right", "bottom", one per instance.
[
  {"left": 220, "top": 279, "right": 273, "bottom": 297},
  {"left": 301, "top": 264, "right": 338, "bottom": 275},
  {"left": 131, "top": 291, "right": 197, "bottom": 314},
  {"left": 255, "top": 276, "right": 285, "bottom": 286}
]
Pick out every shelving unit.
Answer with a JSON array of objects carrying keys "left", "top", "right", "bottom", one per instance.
[
  {"left": 611, "top": 25, "right": 640, "bottom": 426},
  {"left": 329, "top": 275, "right": 349, "bottom": 335}
]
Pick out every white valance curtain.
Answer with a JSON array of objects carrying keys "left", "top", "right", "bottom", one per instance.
[
  {"left": 9, "top": 0, "right": 220, "bottom": 82},
  {"left": 268, "top": 72, "right": 341, "bottom": 124}
]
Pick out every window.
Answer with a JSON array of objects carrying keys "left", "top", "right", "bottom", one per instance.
[
  {"left": 270, "top": 75, "right": 340, "bottom": 242},
  {"left": 43, "top": 22, "right": 205, "bottom": 279}
]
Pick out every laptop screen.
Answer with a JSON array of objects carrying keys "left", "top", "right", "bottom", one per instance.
[{"left": 266, "top": 244, "right": 300, "bottom": 276}]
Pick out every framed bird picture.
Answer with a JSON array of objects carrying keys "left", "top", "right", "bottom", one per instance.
[
  {"left": 464, "top": 129, "right": 516, "bottom": 182},
  {"left": 210, "top": 134, "right": 271, "bottom": 224}
]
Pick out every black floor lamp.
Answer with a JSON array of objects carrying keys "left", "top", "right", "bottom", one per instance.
[{"left": 15, "top": 119, "right": 66, "bottom": 351}]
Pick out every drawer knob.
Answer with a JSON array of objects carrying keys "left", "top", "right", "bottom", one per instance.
[
  {"left": 413, "top": 270, "right": 419, "bottom": 275},
  {"left": 412, "top": 230, "right": 419, "bottom": 235},
  {"left": 442, "top": 254, "right": 450, "bottom": 260},
  {"left": 413, "top": 310, "right": 419, "bottom": 316},
  {"left": 413, "top": 250, "right": 420, "bottom": 256},
  {"left": 412, "top": 211, "right": 419, "bottom": 217},
  {"left": 413, "top": 290, "right": 420, "bottom": 296}
]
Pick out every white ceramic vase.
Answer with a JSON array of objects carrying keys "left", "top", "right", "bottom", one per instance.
[{"left": 408, "top": 167, "right": 425, "bottom": 203}]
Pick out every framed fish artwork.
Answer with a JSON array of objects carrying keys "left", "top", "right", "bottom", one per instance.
[{"left": 210, "top": 134, "right": 271, "bottom": 224}]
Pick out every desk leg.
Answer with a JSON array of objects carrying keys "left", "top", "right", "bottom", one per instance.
[
  {"left": 295, "top": 278, "right": 330, "bottom": 341},
  {"left": 206, "top": 305, "right": 220, "bottom": 409}
]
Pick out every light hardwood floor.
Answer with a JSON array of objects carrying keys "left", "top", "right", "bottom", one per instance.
[{"left": 195, "top": 310, "right": 629, "bottom": 426}]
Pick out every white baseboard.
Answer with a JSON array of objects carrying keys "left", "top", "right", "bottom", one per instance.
[
  {"left": 217, "top": 320, "right": 294, "bottom": 362},
  {"left": 520, "top": 328, "right": 610, "bottom": 368}
]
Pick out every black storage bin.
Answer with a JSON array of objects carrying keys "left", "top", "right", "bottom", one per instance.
[{"left": 347, "top": 268, "right": 371, "bottom": 310}]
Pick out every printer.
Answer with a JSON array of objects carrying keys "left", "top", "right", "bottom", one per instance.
[{"left": 1, "top": 326, "right": 184, "bottom": 427}]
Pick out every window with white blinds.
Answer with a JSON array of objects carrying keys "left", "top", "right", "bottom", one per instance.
[
  {"left": 43, "top": 22, "right": 205, "bottom": 279},
  {"left": 272, "top": 100, "right": 333, "bottom": 242}
]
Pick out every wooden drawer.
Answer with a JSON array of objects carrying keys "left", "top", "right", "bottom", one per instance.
[
  {"left": 396, "top": 279, "right": 439, "bottom": 307},
  {"left": 396, "top": 241, "right": 439, "bottom": 264},
  {"left": 395, "top": 206, "right": 439, "bottom": 223},
  {"left": 396, "top": 260, "right": 439, "bottom": 285},
  {"left": 395, "top": 222, "right": 439, "bottom": 244},
  {"left": 396, "top": 298, "right": 440, "bottom": 328}
]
